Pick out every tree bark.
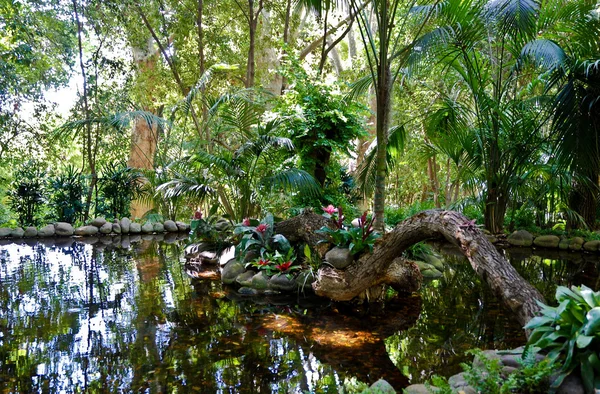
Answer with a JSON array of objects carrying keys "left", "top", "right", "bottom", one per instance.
[{"left": 313, "top": 210, "right": 544, "bottom": 328}]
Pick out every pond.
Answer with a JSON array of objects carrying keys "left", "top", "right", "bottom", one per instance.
[{"left": 0, "top": 237, "right": 598, "bottom": 393}]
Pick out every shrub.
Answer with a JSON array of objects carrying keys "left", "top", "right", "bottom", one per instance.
[
  {"left": 317, "top": 206, "right": 381, "bottom": 256},
  {"left": 96, "top": 162, "right": 144, "bottom": 219},
  {"left": 8, "top": 161, "right": 46, "bottom": 226},
  {"left": 48, "top": 165, "right": 86, "bottom": 224},
  {"left": 525, "top": 285, "right": 600, "bottom": 392}
]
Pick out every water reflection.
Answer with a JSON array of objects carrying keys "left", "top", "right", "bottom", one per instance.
[{"left": 1, "top": 238, "right": 600, "bottom": 392}]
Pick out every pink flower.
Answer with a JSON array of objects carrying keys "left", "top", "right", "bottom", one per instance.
[
  {"left": 242, "top": 217, "right": 251, "bottom": 226},
  {"left": 322, "top": 205, "right": 338, "bottom": 215},
  {"left": 275, "top": 261, "right": 293, "bottom": 271},
  {"left": 256, "top": 223, "right": 268, "bottom": 233},
  {"left": 194, "top": 210, "right": 202, "bottom": 219}
]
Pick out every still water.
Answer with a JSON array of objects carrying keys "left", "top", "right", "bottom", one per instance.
[{"left": 0, "top": 237, "right": 598, "bottom": 393}]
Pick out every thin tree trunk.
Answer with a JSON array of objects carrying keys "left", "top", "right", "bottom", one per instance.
[
  {"left": 313, "top": 210, "right": 544, "bottom": 329},
  {"left": 281, "top": 0, "right": 292, "bottom": 93},
  {"left": 373, "top": 65, "right": 391, "bottom": 231}
]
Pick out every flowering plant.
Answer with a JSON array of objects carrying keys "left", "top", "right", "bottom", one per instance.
[
  {"left": 234, "top": 213, "right": 292, "bottom": 259},
  {"left": 317, "top": 207, "right": 380, "bottom": 256},
  {"left": 246, "top": 249, "right": 300, "bottom": 276}
]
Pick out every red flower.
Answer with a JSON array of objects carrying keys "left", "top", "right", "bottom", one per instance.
[
  {"left": 242, "top": 217, "right": 251, "bottom": 226},
  {"left": 257, "top": 259, "right": 270, "bottom": 266},
  {"left": 275, "top": 261, "right": 293, "bottom": 271},
  {"left": 194, "top": 210, "right": 203, "bottom": 219},
  {"left": 256, "top": 223, "right": 268, "bottom": 233},
  {"left": 322, "top": 205, "right": 338, "bottom": 215}
]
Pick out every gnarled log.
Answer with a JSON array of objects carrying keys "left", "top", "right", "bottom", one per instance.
[
  {"left": 274, "top": 210, "right": 331, "bottom": 247},
  {"left": 313, "top": 210, "right": 544, "bottom": 327}
]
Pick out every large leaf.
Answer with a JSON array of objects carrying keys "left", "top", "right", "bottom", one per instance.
[{"left": 583, "top": 308, "right": 600, "bottom": 336}]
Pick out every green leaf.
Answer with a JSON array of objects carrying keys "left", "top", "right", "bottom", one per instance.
[
  {"left": 525, "top": 316, "right": 553, "bottom": 329},
  {"left": 576, "top": 334, "right": 594, "bottom": 349},
  {"left": 583, "top": 308, "right": 600, "bottom": 336}
]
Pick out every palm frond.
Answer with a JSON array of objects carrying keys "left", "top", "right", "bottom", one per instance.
[
  {"left": 520, "top": 39, "right": 566, "bottom": 74},
  {"left": 261, "top": 169, "right": 321, "bottom": 197},
  {"left": 157, "top": 177, "right": 216, "bottom": 200},
  {"left": 55, "top": 111, "right": 167, "bottom": 136},
  {"left": 344, "top": 74, "right": 373, "bottom": 101},
  {"left": 486, "top": 0, "right": 539, "bottom": 40}
]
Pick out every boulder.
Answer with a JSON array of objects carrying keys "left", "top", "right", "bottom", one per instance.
[
  {"left": 238, "top": 287, "right": 259, "bottom": 295},
  {"left": 236, "top": 271, "right": 255, "bottom": 287},
  {"left": 583, "top": 240, "right": 600, "bottom": 252},
  {"left": 368, "top": 379, "right": 396, "bottom": 393},
  {"left": 448, "top": 372, "right": 468, "bottom": 389},
  {"left": 269, "top": 273, "right": 296, "bottom": 292},
  {"left": 152, "top": 222, "right": 165, "bottom": 233},
  {"left": 214, "top": 218, "right": 231, "bottom": 232},
  {"left": 120, "top": 217, "right": 131, "bottom": 234},
  {"left": 558, "top": 238, "right": 569, "bottom": 250},
  {"left": 99, "top": 222, "right": 113, "bottom": 234},
  {"left": 112, "top": 223, "right": 121, "bottom": 234},
  {"left": 24, "top": 227, "right": 38, "bottom": 238},
  {"left": 325, "top": 247, "right": 353, "bottom": 269},
  {"left": 556, "top": 374, "right": 585, "bottom": 394},
  {"left": 422, "top": 268, "right": 443, "bottom": 278},
  {"left": 164, "top": 220, "right": 178, "bottom": 232},
  {"left": 129, "top": 223, "right": 141, "bottom": 234},
  {"left": 90, "top": 217, "right": 107, "bottom": 227},
  {"left": 176, "top": 221, "right": 190, "bottom": 231},
  {"left": 38, "top": 224, "right": 55, "bottom": 237},
  {"left": 568, "top": 237, "right": 584, "bottom": 251},
  {"left": 415, "top": 261, "right": 435, "bottom": 271},
  {"left": 74, "top": 225, "right": 99, "bottom": 236},
  {"left": 55, "top": 222, "right": 74, "bottom": 236},
  {"left": 423, "top": 254, "right": 445, "bottom": 271},
  {"left": 10, "top": 228, "right": 24, "bottom": 238},
  {"left": 0, "top": 227, "right": 11, "bottom": 237},
  {"left": 507, "top": 230, "right": 534, "bottom": 246},
  {"left": 403, "top": 384, "right": 434, "bottom": 394},
  {"left": 141, "top": 222, "right": 154, "bottom": 233},
  {"left": 472, "top": 350, "right": 501, "bottom": 369},
  {"left": 221, "top": 260, "right": 245, "bottom": 284},
  {"left": 251, "top": 272, "right": 270, "bottom": 290},
  {"left": 533, "top": 235, "right": 560, "bottom": 248}
]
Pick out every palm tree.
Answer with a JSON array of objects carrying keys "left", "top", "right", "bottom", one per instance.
[
  {"left": 410, "top": 0, "right": 556, "bottom": 233},
  {"left": 158, "top": 118, "right": 320, "bottom": 222},
  {"left": 522, "top": 0, "right": 600, "bottom": 228}
]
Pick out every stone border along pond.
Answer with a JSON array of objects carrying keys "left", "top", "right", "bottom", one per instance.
[
  {"left": 501, "top": 229, "right": 600, "bottom": 251},
  {"left": 0, "top": 217, "right": 191, "bottom": 239}
]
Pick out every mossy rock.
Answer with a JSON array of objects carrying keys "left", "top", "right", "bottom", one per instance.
[
  {"left": 415, "top": 261, "right": 435, "bottom": 271},
  {"left": 236, "top": 271, "right": 255, "bottom": 287},
  {"left": 421, "top": 268, "right": 443, "bottom": 279},
  {"left": 251, "top": 272, "right": 270, "bottom": 290},
  {"left": 222, "top": 260, "right": 246, "bottom": 285},
  {"left": 533, "top": 235, "right": 560, "bottom": 248},
  {"left": 583, "top": 240, "right": 600, "bottom": 252},
  {"left": 269, "top": 273, "right": 297, "bottom": 292},
  {"left": 568, "top": 237, "right": 585, "bottom": 251},
  {"left": 507, "top": 230, "right": 534, "bottom": 247}
]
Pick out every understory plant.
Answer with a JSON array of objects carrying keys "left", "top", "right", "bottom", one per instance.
[
  {"left": 246, "top": 249, "right": 300, "bottom": 277},
  {"left": 317, "top": 206, "right": 381, "bottom": 256},
  {"left": 525, "top": 285, "right": 600, "bottom": 392},
  {"left": 8, "top": 161, "right": 47, "bottom": 226},
  {"left": 234, "top": 213, "right": 292, "bottom": 259},
  {"left": 96, "top": 162, "right": 144, "bottom": 219},
  {"left": 48, "top": 165, "right": 86, "bottom": 224}
]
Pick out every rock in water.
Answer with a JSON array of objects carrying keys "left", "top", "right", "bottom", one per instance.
[
  {"left": 91, "top": 217, "right": 107, "bottom": 227},
  {"left": 141, "top": 222, "right": 154, "bottom": 233},
  {"left": 153, "top": 222, "right": 164, "bottom": 233},
  {"left": 120, "top": 217, "right": 131, "bottom": 234},
  {"left": 99, "top": 222, "right": 113, "bottom": 234},
  {"left": 325, "top": 247, "right": 353, "bottom": 269},
  {"left": 507, "top": 230, "right": 534, "bottom": 246},
  {"left": 38, "top": 224, "right": 55, "bottom": 237},
  {"left": 74, "top": 226, "right": 99, "bottom": 236},
  {"left": 164, "top": 220, "right": 178, "bottom": 232},
  {"left": 129, "top": 223, "right": 141, "bottom": 234},
  {"left": 55, "top": 222, "right": 74, "bottom": 236},
  {"left": 24, "top": 227, "right": 38, "bottom": 238}
]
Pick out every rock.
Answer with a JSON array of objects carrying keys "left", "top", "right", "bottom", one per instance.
[
  {"left": 10, "top": 227, "right": 24, "bottom": 238},
  {"left": 415, "top": 261, "right": 435, "bottom": 271},
  {"left": 486, "top": 234, "right": 498, "bottom": 244},
  {"left": 236, "top": 271, "right": 255, "bottom": 287},
  {"left": 533, "top": 235, "right": 560, "bottom": 248},
  {"left": 74, "top": 225, "right": 99, "bottom": 236},
  {"left": 55, "top": 222, "right": 74, "bottom": 236},
  {"left": 568, "top": 237, "right": 584, "bottom": 251},
  {"left": 0, "top": 228, "right": 11, "bottom": 237},
  {"left": 583, "top": 240, "right": 600, "bottom": 252},
  {"left": 38, "top": 224, "right": 55, "bottom": 237},
  {"left": 152, "top": 222, "right": 165, "bottom": 233},
  {"left": 214, "top": 218, "right": 231, "bottom": 232},
  {"left": 448, "top": 373, "right": 468, "bottom": 388},
  {"left": 458, "top": 388, "right": 476, "bottom": 394},
  {"left": 112, "top": 223, "right": 121, "bottom": 234},
  {"left": 99, "top": 222, "right": 113, "bottom": 234},
  {"left": 221, "top": 260, "right": 246, "bottom": 285},
  {"left": 325, "top": 247, "right": 353, "bottom": 269},
  {"left": 269, "top": 273, "right": 296, "bottom": 292},
  {"left": 141, "top": 222, "right": 154, "bottom": 233},
  {"left": 403, "top": 384, "right": 435, "bottom": 394},
  {"left": 164, "top": 220, "right": 178, "bottom": 232},
  {"left": 559, "top": 238, "right": 570, "bottom": 250},
  {"left": 219, "top": 246, "right": 236, "bottom": 266},
  {"left": 243, "top": 250, "right": 259, "bottom": 263},
  {"left": 120, "top": 217, "right": 131, "bottom": 234},
  {"left": 422, "top": 268, "right": 443, "bottom": 278},
  {"left": 423, "top": 255, "right": 444, "bottom": 271},
  {"left": 368, "top": 379, "right": 395, "bottom": 393},
  {"left": 24, "top": 227, "right": 37, "bottom": 238},
  {"left": 129, "top": 223, "right": 141, "bottom": 234},
  {"left": 91, "top": 217, "right": 107, "bottom": 227},
  {"left": 129, "top": 234, "right": 141, "bottom": 242},
  {"left": 176, "top": 221, "right": 190, "bottom": 232},
  {"left": 556, "top": 374, "right": 585, "bottom": 394},
  {"left": 507, "top": 230, "right": 534, "bottom": 246},
  {"left": 238, "top": 287, "right": 259, "bottom": 295},
  {"left": 472, "top": 350, "right": 501, "bottom": 370},
  {"left": 501, "top": 366, "right": 519, "bottom": 377},
  {"left": 500, "top": 354, "right": 522, "bottom": 368},
  {"left": 251, "top": 272, "right": 270, "bottom": 290}
]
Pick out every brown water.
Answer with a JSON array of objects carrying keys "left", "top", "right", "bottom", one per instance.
[{"left": 0, "top": 238, "right": 598, "bottom": 393}]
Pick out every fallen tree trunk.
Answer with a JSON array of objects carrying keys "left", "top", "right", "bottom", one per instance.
[{"left": 313, "top": 210, "right": 544, "bottom": 327}]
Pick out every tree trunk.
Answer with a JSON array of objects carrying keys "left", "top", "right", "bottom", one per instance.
[
  {"left": 484, "top": 185, "right": 508, "bottom": 234},
  {"left": 373, "top": 65, "right": 391, "bottom": 231},
  {"left": 313, "top": 210, "right": 544, "bottom": 328}
]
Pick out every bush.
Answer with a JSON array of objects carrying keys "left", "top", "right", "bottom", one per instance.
[
  {"left": 525, "top": 285, "right": 600, "bottom": 392},
  {"left": 48, "top": 166, "right": 87, "bottom": 224},
  {"left": 96, "top": 162, "right": 143, "bottom": 219},
  {"left": 8, "top": 161, "right": 46, "bottom": 226},
  {"left": 384, "top": 201, "right": 435, "bottom": 227}
]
